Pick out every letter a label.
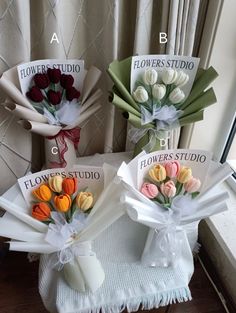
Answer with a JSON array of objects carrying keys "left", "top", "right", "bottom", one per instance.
[{"left": 50, "top": 32, "right": 59, "bottom": 44}]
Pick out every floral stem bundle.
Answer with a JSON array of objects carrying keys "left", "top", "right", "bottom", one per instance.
[{"left": 107, "top": 55, "right": 218, "bottom": 156}]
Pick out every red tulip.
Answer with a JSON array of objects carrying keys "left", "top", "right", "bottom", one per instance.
[
  {"left": 47, "top": 68, "right": 61, "bottom": 83},
  {"left": 66, "top": 87, "right": 80, "bottom": 101},
  {"left": 47, "top": 90, "right": 62, "bottom": 105},
  {"left": 60, "top": 74, "right": 74, "bottom": 89},
  {"left": 34, "top": 73, "right": 50, "bottom": 89},
  {"left": 26, "top": 86, "right": 44, "bottom": 102}
]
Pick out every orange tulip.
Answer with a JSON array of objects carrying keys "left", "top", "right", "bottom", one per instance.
[
  {"left": 54, "top": 194, "right": 72, "bottom": 212},
  {"left": 62, "top": 178, "right": 78, "bottom": 195},
  {"left": 32, "top": 202, "right": 51, "bottom": 221},
  {"left": 32, "top": 184, "right": 52, "bottom": 201}
]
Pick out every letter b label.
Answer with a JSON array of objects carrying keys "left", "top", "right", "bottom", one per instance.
[{"left": 159, "top": 32, "right": 168, "bottom": 44}]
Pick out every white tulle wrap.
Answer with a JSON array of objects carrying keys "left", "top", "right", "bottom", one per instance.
[
  {"left": 0, "top": 164, "right": 124, "bottom": 293},
  {"left": 117, "top": 151, "right": 233, "bottom": 267}
]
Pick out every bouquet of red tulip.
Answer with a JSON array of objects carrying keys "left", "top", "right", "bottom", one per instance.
[
  {"left": 0, "top": 165, "right": 124, "bottom": 293},
  {"left": 117, "top": 149, "right": 233, "bottom": 267},
  {"left": 0, "top": 59, "right": 102, "bottom": 168}
]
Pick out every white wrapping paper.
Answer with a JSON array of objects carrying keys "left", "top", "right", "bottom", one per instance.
[
  {"left": 0, "top": 60, "right": 103, "bottom": 169},
  {"left": 117, "top": 149, "right": 233, "bottom": 267},
  {"left": 0, "top": 164, "right": 123, "bottom": 293}
]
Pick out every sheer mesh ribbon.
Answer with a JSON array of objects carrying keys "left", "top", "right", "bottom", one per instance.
[
  {"left": 47, "top": 127, "right": 80, "bottom": 168},
  {"left": 124, "top": 194, "right": 198, "bottom": 267},
  {"left": 45, "top": 211, "right": 92, "bottom": 271},
  {"left": 129, "top": 105, "right": 182, "bottom": 151}
]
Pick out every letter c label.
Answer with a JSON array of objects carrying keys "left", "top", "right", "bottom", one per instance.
[{"left": 51, "top": 147, "right": 58, "bottom": 155}]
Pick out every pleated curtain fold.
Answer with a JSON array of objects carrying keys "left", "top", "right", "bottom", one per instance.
[{"left": 0, "top": 0, "right": 219, "bottom": 193}]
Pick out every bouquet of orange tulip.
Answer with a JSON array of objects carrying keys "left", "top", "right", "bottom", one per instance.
[
  {"left": 32, "top": 176, "right": 94, "bottom": 225},
  {"left": 117, "top": 149, "right": 233, "bottom": 267},
  {"left": 0, "top": 165, "right": 125, "bottom": 293}
]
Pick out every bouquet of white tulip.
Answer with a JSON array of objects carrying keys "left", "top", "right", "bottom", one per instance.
[{"left": 108, "top": 55, "right": 218, "bottom": 156}]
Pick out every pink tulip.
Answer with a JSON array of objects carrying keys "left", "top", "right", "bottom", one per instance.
[
  {"left": 140, "top": 183, "right": 158, "bottom": 199},
  {"left": 165, "top": 161, "right": 180, "bottom": 178},
  {"left": 184, "top": 177, "right": 201, "bottom": 193},
  {"left": 160, "top": 180, "right": 176, "bottom": 198}
]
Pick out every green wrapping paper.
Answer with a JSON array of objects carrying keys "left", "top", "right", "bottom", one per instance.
[{"left": 107, "top": 56, "right": 218, "bottom": 157}]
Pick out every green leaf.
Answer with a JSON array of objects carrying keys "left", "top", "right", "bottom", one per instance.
[{"left": 191, "top": 191, "right": 200, "bottom": 199}]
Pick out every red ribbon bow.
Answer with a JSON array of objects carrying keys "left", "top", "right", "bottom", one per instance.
[{"left": 47, "top": 127, "right": 81, "bottom": 168}]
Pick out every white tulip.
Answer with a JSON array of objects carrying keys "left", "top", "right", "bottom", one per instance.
[
  {"left": 143, "top": 68, "right": 158, "bottom": 85},
  {"left": 162, "top": 68, "right": 178, "bottom": 85},
  {"left": 133, "top": 86, "right": 149, "bottom": 103},
  {"left": 175, "top": 71, "right": 189, "bottom": 87},
  {"left": 169, "top": 87, "right": 185, "bottom": 104},
  {"left": 152, "top": 84, "right": 166, "bottom": 100}
]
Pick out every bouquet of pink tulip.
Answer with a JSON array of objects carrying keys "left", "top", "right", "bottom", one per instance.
[
  {"left": 140, "top": 161, "right": 201, "bottom": 208},
  {"left": 0, "top": 59, "right": 102, "bottom": 168},
  {"left": 117, "top": 149, "right": 233, "bottom": 267}
]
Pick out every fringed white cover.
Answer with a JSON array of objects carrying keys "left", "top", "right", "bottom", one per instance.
[{"left": 39, "top": 215, "right": 193, "bottom": 313}]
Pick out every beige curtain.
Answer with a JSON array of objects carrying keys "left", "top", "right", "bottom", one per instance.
[{"left": 0, "top": 0, "right": 220, "bottom": 194}]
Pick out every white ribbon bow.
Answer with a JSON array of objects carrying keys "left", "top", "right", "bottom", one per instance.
[
  {"left": 45, "top": 211, "right": 92, "bottom": 270},
  {"left": 124, "top": 194, "right": 198, "bottom": 267},
  {"left": 129, "top": 105, "right": 182, "bottom": 151},
  {"left": 141, "top": 104, "right": 182, "bottom": 129}
]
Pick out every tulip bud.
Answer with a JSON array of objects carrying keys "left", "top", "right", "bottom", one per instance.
[
  {"left": 32, "top": 202, "right": 51, "bottom": 221},
  {"left": 140, "top": 183, "right": 158, "bottom": 199},
  {"left": 175, "top": 71, "right": 189, "bottom": 87},
  {"left": 62, "top": 178, "right": 78, "bottom": 195},
  {"left": 47, "top": 68, "right": 61, "bottom": 83},
  {"left": 66, "top": 87, "right": 81, "bottom": 101},
  {"left": 169, "top": 87, "right": 185, "bottom": 104},
  {"left": 26, "top": 86, "right": 44, "bottom": 102},
  {"left": 34, "top": 73, "right": 50, "bottom": 89},
  {"left": 132, "top": 86, "right": 148, "bottom": 103},
  {"left": 54, "top": 194, "right": 72, "bottom": 212},
  {"left": 184, "top": 177, "right": 201, "bottom": 193},
  {"left": 60, "top": 74, "right": 74, "bottom": 89},
  {"left": 32, "top": 184, "right": 52, "bottom": 202},
  {"left": 160, "top": 181, "right": 176, "bottom": 198},
  {"left": 177, "top": 167, "right": 192, "bottom": 184},
  {"left": 47, "top": 90, "right": 62, "bottom": 105},
  {"left": 76, "top": 192, "right": 93, "bottom": 211},
  {"left": 152, "top": 84, "right": 166, "bottom": 100},
  {"left": 48, "top": 175, "right": 63, "bottom": 193},
  {"left": 149, "top": 164, "right": 166, "bottom": 182},
  {"left": 165, "top": 161, "right": 180, "bottom": 178},
  {"left": 162, "top": 68, "right": 178, "bottom": 85},
  {"left": 143, "top": 68, "right": 158, "bottom": 85}
]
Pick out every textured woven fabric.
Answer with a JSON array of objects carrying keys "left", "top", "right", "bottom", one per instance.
[
  {"left": 39, "top": 214, "right": 193, "bottom": 313},
  {"left": 37, "top": 152, "right": 194, "bottom": 312}
]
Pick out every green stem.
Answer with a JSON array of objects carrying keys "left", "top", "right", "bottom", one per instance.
[{"left": 175, "top": 181, "right": 183, "bottom": 195}]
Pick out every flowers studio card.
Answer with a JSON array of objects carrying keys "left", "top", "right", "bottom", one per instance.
[
  {"left": 137, "top": 149, "right": 212, "bottom": 190},
  {"left": 130, "top": 55, "right": 200, "bottom": 97},
  {"left": 17, "top": 59, "right": 85, "bottom": 97},
  {"left": 18, "top": 165, "right": 104, "bottom": 205}
]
